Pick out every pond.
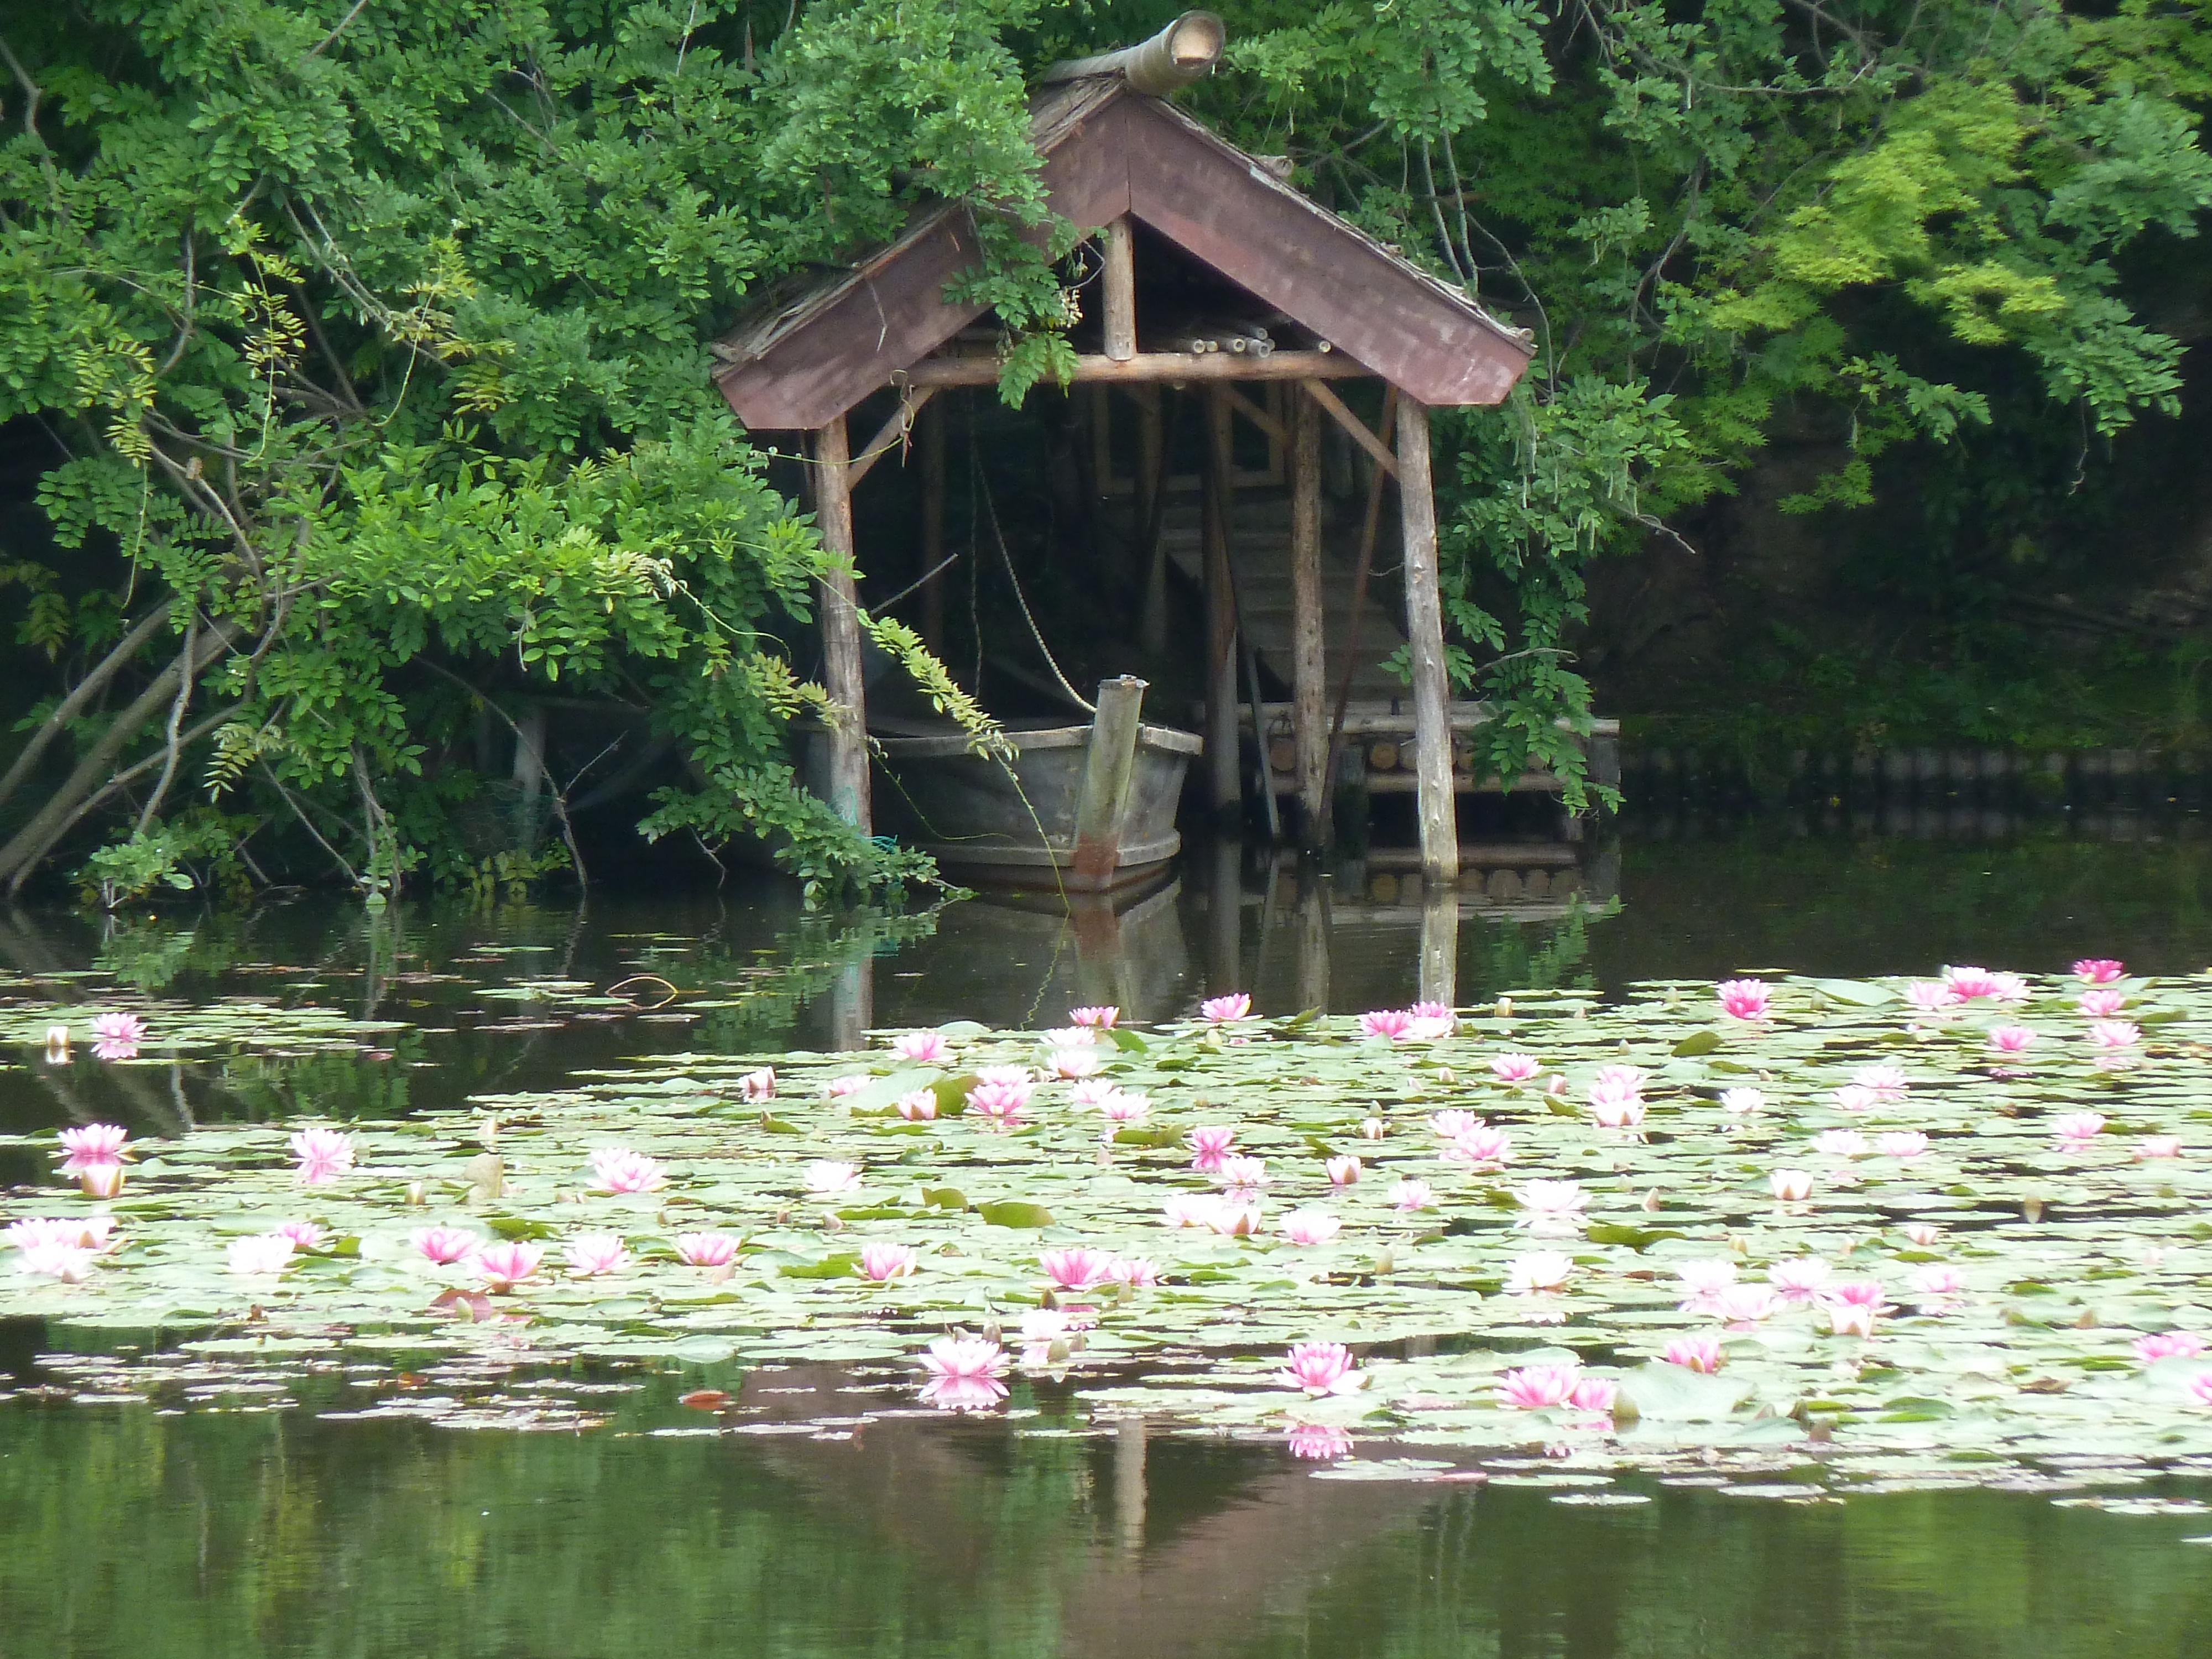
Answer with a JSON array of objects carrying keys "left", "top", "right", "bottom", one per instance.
[{"left": 5, "top": 825, "right": 2212, "bottom": 1656}]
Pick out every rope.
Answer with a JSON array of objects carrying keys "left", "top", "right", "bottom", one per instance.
[{"left": 973, "top": 454, "right": 1096, "bottom": 716}]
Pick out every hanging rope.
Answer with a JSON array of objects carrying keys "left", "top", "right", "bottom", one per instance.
[{"left": 973, "top": 451, "right": 1096, "bottom": 716}]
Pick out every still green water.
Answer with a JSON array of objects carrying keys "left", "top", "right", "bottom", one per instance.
[{"left": 6, "top": 828, "right": 2212, "bottom": 1657}]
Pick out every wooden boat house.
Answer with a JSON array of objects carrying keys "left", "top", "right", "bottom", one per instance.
[{"left": 712, "top": 14, "right": 1540, "bottom": 886}]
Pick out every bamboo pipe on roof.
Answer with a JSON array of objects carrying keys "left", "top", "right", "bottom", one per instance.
[{"left": 1040, "top": 12, "right": 1225, "bottom": 96}]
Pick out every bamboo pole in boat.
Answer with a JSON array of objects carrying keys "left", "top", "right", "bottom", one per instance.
[
  {"left": 1396, "top": 398, "right": 1454, "bottom": 883},
  {"left": 813, "top": 413, "right": 872, "bottom": 834},
  {"left": 1072, "top": 675, "right": 1148, "bottom": 884}
]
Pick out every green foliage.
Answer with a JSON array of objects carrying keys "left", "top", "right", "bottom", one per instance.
[{"left": 75, "top": 811, "right": 255, "bottom": 909}]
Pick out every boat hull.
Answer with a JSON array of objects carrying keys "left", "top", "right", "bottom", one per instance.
[{"left": 874, "top": 722, "right": 1201, "bottom": 891}]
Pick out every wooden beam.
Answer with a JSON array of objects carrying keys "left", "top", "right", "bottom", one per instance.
[
  {"left": 1301, "top": 379, "right": 1398, "bottom": 481},
  {"left": 1102, "top": 218, "right": 1137, "bottom": 362},
  {"left": 1203, "top": 389, "right": 1241, "bottom": 817},
  {"left": 812, "top": 414, "right": 872, "bottom": 835},
  {"left": 1221, "top": 383, "right": 1287, "bottom": 446},
  {"left": 843, "top": 386, "right": 935, "bottom": 492},
  {"left": 903, "top": 348, "right": 1365, "bottom": 390},
  {"left": 1319, "top": 387, "right": 1398, "bottom": 844},
  {"left": 1135, "top": 389, "right": 1170, "bottom": 656},
  {"left": 919, "top": 397, "right": 947, "bottom": 653},
  {"left": 1289, "top": 388, "right": 1327, "bottom": 846},
  {"left": 1396, "top": 398, "right": 1454, "bottom": 885}
]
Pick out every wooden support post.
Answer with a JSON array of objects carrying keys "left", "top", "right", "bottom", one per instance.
[
  {"left": 1418, "top": 881, "right": 1458, "bottom": 1008},
  {"left": 1290, "top": 385, "right": 1327, "bottom": 847},
  {"left": 919, "top": 397, "right": 947, "bottom": 653},
  {"left": 813, "top": 414, "right": 872, "bottom": 834},
  {"left": 1295, "top": 874, "right": 1331, "bottom": 1014},
  {"left": 1203, "top": 389, "right": 1240, "bottom": 818},
  {"left": 1071, "top": 675, "right": 1147, "bottom": 885},
  {"left": 1103, "top": 218, "right": 1137, "bottom": 363},
  {"left": 1136, "top": 390, "right": 1168, "bottom": 655},
  {"left": 1396, "top": 398, "right": 1455, "bottom": 884}
]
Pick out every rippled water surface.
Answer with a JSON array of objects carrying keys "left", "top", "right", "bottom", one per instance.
[{"left": 6, "top": 828, "right": 2212, "bottom": 1656}]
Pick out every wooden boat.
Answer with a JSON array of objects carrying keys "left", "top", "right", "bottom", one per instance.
[{"left": 873, "top": 676, "right": 1202, "bottom": 892}]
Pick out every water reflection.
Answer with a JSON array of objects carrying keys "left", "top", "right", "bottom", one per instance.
[{"left": 1, "top": 1386, "right": 2205, "bottom": 1658}]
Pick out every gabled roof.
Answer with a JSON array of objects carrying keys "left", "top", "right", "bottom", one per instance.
[{"left": 713, "top": 81, "right": 1533, "bottom": 430}]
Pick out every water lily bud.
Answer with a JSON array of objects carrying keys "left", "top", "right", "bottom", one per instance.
[
  {"left": 404, "top": 1181, "right": 426, "bottom": 1206},
  {"left": 44, "top": 1025, "right": 69, "bottom": 1063},
  {"left": 78, "top": 1162, "right": 123, "bottom": 1198},
  {"left": 1359, "top": 1118, "right": 1385, "bottom": 1141}
]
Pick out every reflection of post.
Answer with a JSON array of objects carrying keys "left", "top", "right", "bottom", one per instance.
[
  {"left": 1296, "top": 876, "right": 1331, "bottom": 1014},
  {"left": 1418, "top": 882, "right": 1457, "bottom": 1008},
  {"left": 1208, "top": 836, "right": 1241, "bottom": 992},
  {"left": 828, "top": 949, "right": 874, "bottom": 1053},
  {"left": 1115, "top": 1415, "right": 1147, "bottom": 1556}
]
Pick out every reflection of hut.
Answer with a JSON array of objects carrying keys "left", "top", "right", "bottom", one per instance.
[{"left": 712, "top": 19, "right": 1536, "bottom": 883}]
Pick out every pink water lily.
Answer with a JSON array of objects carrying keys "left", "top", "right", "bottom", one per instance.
[
  {"left": 805, "top": 1160, "right": 862, "bottom": 1194},
  {"left": 1099, "top": 1089, "right": 1151, "bottom": 1127},
  {"left": 1569, "top": 1375, "right": 1618, "bottom": 1415},
  {"left": 1827, "top": 1278, "right": 1888, "bottom": 1312},
  {"left": 2088, "top": 1020, "right": 2141, "bottom": 1050},
  {"left": 588, "top": 1146, "right": 666, "bottom": 1193},
  {"left": 1203, "top": 1200, "right": 1264, "bottom": 1237},
  {"left": 1717, "top": 978, "right": 1771, "bottom": 1020},
  {"left": 1276, "top": 1339, "right": 1360, "bottom": 1396},
  {"left": 1831, "top": 1084, "right": 1877, "bottom": 1114},
  {"left": 1812, "top": 1129, "right": 1867, "bottom": 1158},
  {"left": 1286, "top": 1423, "right": 1353, "bottom": 1460},
  {"left": 893, "top": 1088, "right": 939, "bottom": 1121},
  {"left": 858, "top": 1243, "right": 919, "bottom": 1282},
  {"left": 2077, "top": 987, "right": 2126, "bottom": 1017},
  {"left": 968, "top": 1078, "right": 1032, "bottom": 1128},
  {"left": 1324, "top": 1154, "right": 1361, "bottom": 1187},
  {"left": 1200, "top": 993, "right": 1252, "bottom": 1025},
  {"left": 2073, "top": 958, "right": 2125, "bottom": 984},
  {"left": 227, "top": 1234, "right": 296, "bottom": 1277},
  {"left": 1768, "top": 1168, "right": 1814, "bottom": 1202},
  {"left": 1040, "top": 1247, "right": 1115, "bottom": 1291},
  {"left": 1875, "top": 1130, "right": 1930, "bottom": 1159},
  {"left": 475, "top": 1241, "right": 544, "bottom": 1290},
  {"left": 1430, "top": 1109, "right": 1484, "bottom": 1138},
  {"left": 1279, "top": 1209, "right": 1341, "bottom": 1245},
  {"left": 1948, "top": 966, "right": 2028, "bottom": 1002},
  {"left": 1019, "top": 1308, "right": 1086, "bottom": 1366},
  {"left": 1986, "top": 1025, "right": 2036, "bottom": 1054},
  {"left": 76, "top": 1162, "right": 121, "bottom": 1197},
  {"left": 1496, "top": 1364, "right": 1582, "bottom": 1410},
  {"left": 1852, "top": 1063, "right": 1909, "bottom": 1098},
  {"left": 412, "top": 1225, "right": 482, "bottom": 1265},
  {"left": 1719, "top": 1087, "right": 1765, "bottom": 1114},
  {"left": 2134, "top": 1332, "right": 2206, "bottom": 1363},
  {"left": 1905, "top": 980, "right": 1961, "bottom": 1013},
  {"left": 1663, "top": 1333, "right": 1724, "bottom": 1373},
  {"left": 2188, "top": 1373, "right": 2212, "bottom": 1409},
  {"left": 2052, "top": 1111, "right": 2106, "bottom": 1145},
  {"left": 1389, "top": 1179, "right": 1437, "bottom": 1212},
  {"left": 4, "top": 1217, "right": 114, "bottom": 1253},
  {"left": 1515, "top": 1179, "right": 1586, "bottom": 1233},
  {"left": 56, "top": 1124, "right": 129, "bottom": 1170},
  {"left": 1108, "top": 1256, "right": 1161, "bottom": 1286},
  {"left": 825, "top": 1073, "right": 869, "bottom": 1098},
  {"left": 2134, "top": 1135, "right": 2183, "bottom": 1160},
  {"left": 1674, "top": 1259, "right": 1736, "bottom": 1313},
  {"left": 275, "top": 1220, "right": 327, "bottom": 1250},
  {"left": 1505, "top": 1251, "right": 1574, "bottom": 1293},
  {"left": 1359, "top": 1116, "right": 1386, "bottom": 1141},
  {"left": 1829, "top": 1301, "right": 1877, "bottom": 1338},
  {"left": 1187, "top": 1125, "right": 1238, "bottom": 1172},
  {"left": 1587, "top": 1067, "right": 1647, "bottom": 1128},
  {"left": 1712, "top": 1284, "right": 1780, "bottom": 1325},
  {"left": 1447, "top": 1126, "right": 1514, "bottom": 1168},
  {"left": 1767, "top": 1258, "right": 1833, "bottom": 1303},
  {"left": 891, "top": 1031, "right": 949, "bottom": 1064},
  {"left": 1490, "top": 1052, "right": 1541, "bottom": 1083},
  {"left": 1406, "top": 1001, "right": 1455, "bottom": 1040},
  {"left": 919, "top": 1334, "right": 1009, "bottom": 1412},
  {"left": 1049, "top": 1047, "right": 1104, "bottom": 1079},
  {"left": 1900, "top": 1222, "right": 1943, "bottom": 1247},
  {"left": 90, "top": 1011, "right": 146, "bottom": 1061},
  {"left": 1912, "top": 1264, "right": 1965, "bottom": 1301},
  {"left": 1068, "top": 1005, "right": 1119, "bottom": 1027},
  {"left": 675, "top": 1232, "right": 740, "bottom": 1267},
  {"left": 566, "top": 1233, "right": 628, "bottom": 1276},
  {"left": 1359, "top": 1008, "right": 1414, "bottom": 1042},
  {"left": 289, "top": 1127, "right": 356, "bottom": 1186},
  {"left": 1042, "top": 1026, "right": 1096, "bottom": 1050},
  {"left": 1213, "top": 1154, "right": 1269, "bottom": 1192},
  {"left": 14, "top": 1240, "right": 96, "bottom": 1282}
]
